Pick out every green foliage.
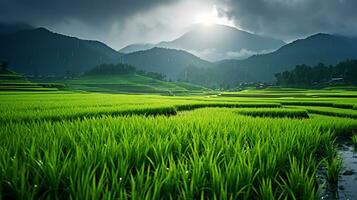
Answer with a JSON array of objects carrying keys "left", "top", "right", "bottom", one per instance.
[
  {"left": 85, "top": 63, "right": 136, "bottom": 76},
  {"left": 122, "top": 47, "right": 211, "bottom": 80},
  {"left": 145, "top": 72, "right": 167, "bottom": 81},
  {"left": 0, "top": 70, "right": 58, "bottom": 91},
  {"left": 236, "top": 108, "right": 309, "bottom": 118},
  {"left": 136, "top": 69, "right": 167, "bottom": 81},
  {"left": 303, "top": 107, "right": 357, "bottom": 119},
  {"left": 54, "top": 73, "right": 208, "bottom": 94},
  {"left": 352, "top": 135, "right": 357, "bottom": 146},
  {"left": 0, "top": 100, "right": 282, "bottom": 123},
  {"left": 275, "top": 59, "right": 357, "bottom": 87},
  {"left": 281, "top": 101, "right": 355, "bottom": 109},
  {"left": 175, "top": 102, "right": 281, "bottom": 112},
  {"left": 257, "top": 179, "right": 275, "bottom": 200},
  {"left": 1, "top": 89, "right": 357, "bottom": 199},
  {"left": 0, "top": 108, "right": 338, "bottom": 199},
  {"left": 325, "top": 157, "right": 343, "bottom": 184},
  {"left": 279, "top": 156, "right": 318, "bottom": 200}
]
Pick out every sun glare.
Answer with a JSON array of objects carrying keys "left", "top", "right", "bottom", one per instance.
[{"left": 194, "top": 5, "right": 234, "bottom": 27}]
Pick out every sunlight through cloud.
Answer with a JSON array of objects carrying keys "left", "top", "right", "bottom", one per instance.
[{"left": 194, "top": 5, "right": 235, "bottom": 27}]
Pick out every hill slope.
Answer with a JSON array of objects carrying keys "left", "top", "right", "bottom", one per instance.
[
  {"left": 0, "top": 27, "right": 122, "bottom": 75},
  {"left": 63, "top": 74, "right": 207, "bottom": 94},
  {"left": 121, "top": 47, "right": 212, "bottom": 79},
  {"left": 0, "top": 68, "right": 57, "bottom": 91},
  {"left": 214, "top": 33, "right": 357, "bottom": 83}
]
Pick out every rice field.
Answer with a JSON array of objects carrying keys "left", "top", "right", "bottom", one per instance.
[{"left": 1, "top": 89, "right": 357, "bottom": 199}]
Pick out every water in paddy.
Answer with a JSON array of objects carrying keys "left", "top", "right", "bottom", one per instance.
[{"left": 319, "top": 142, "right": 357, "bottom": 200}]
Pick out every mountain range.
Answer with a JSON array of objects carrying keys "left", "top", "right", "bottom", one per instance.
[
  {"left": 212, "top": 33, "right": 357, "bottom": 84},
  {"left": 0, "top": 25, "right": 121, "bottom": 75},
  {"left": 1, "top": 23, "right": 357, "bottom": 86},
  {"left": 0, "top": 23, "right": 210, "bottom": 77},
  {"left": 120, "top": 24, "right": 285, "bottom": 61}
]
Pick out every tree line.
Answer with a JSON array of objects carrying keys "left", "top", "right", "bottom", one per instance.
[
  {"left": 85, "top": 63, "right": 136, "bottom": 75},
  {"left": 275, "top": 59, "right": 357, "bottom": 87}
]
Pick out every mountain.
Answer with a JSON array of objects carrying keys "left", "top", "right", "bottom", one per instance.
[
  {"left": 121, "top": 47, "right": 212, "bottom": 79},
  {"left": 157, "top": 24, "right": 285, "bottom": 61},
  {"left": 3, "top": 23, "right": 355, "bottom": 87},
  {"left": 223, "top": 33, "right": 357, "bottom": 81},
  {"left": 213, "top": 33, "right": 357, "bottom": 83},
  {"left": 119, "top": 24, "right": 285, "bottom": 61},
  {"left": 119, "top": 43, "right": 155, "bottom": 54},
  {"left": 0, "top": 26, "right": 122, "bottom": 75},
  {"left": 0, "top": 24, "right": 211, "bottom": 79}
]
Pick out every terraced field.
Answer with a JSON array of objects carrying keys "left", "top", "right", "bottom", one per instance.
[
  {"left": 33, "top": 74, "right": 208, "bottom": 95},
  {"left": 0, "top": 72, "right": 58, "bottom": 92},
  {"left": 1, "top": 89, "right": 357, "bottom": 199}
]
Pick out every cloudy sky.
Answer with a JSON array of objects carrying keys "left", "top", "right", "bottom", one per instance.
[{"left": 1, "top": 0, "right": 357, "bottom": 50}]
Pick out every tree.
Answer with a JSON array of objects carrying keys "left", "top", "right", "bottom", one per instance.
[
  {"left": 146, "top": 72, "right": 166, "bottom": 81},
  {"left": 86, "top": 63, "right": 136, "bottom": 75},
  {"left": 274, "top": 59, "right": 357, "bottom": 87}
]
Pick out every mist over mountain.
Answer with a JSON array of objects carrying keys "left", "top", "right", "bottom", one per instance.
[
  {"left": 120, "top": 24, "right": 285, "bottom": 61},
  {"left": 119, "top": 43, "right": 155, "bottom": 54},
  {"left": 158, "top": 24, "right": 285, "bottom": 61},
  {"left": 0, "top": 26, "right": 122, "bottom": 75}
]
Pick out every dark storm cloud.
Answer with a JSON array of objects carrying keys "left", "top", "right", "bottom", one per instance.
[
  {"left": 0, "top": 0, "right": 174, "bottom": 26},
  {"left": 1, "top": 0, "right": 356, "bottom": 48},
  {"left": 219, "top": 0, "right": 357, "bottom": 40},
  {"left": 0, "top": 0, "right": 179, "bottom": 48}
]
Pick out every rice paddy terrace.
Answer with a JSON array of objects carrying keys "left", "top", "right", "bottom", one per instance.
[
  {"left": 1, "top": 88, "right": 357, "bottom": 199},
  {"left": 0, "top": 70, "right": 59, "bottom": 92}
]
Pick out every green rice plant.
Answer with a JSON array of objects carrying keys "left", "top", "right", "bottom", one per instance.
[
  {"left": 1, "top": 108, "right": 343, "bottom": 199},
  {"left": 0, "top": 93, "right": 283, "bottom": 122},
  {"left": 175, "top": 102, "right": 281, "bottom": 111},
  {"left": 278, "top": 156, "right": 318, "bottom": 200},
  {"left": 257, "top": 178, "right": 275, "bottom": 200},
  {"left": 281, "top": 101, "right": 335, "bottom": 107},
  {"left": 306, "top": 107, "right": 357, "bottom": 119},
  {"left": 352, "top": 135, "right": 357, "bottom": 146},
  {"left": 311, "top": 115, "right": 357, "bottom": 138},
  {"left": 325, "top": 157, "right": 343, "bottom": 185},
  {"left": 281, "top": 101, "right": 355, "bottom": 110},
  {"left": 0, "top": 105, "right": 178, "bottom": 123},
  {"left": 235, "top": 108, "right": 309, "bottom": 118},
  {"left": 1, "top": 90, "right": 357, "bottom": 199}
]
